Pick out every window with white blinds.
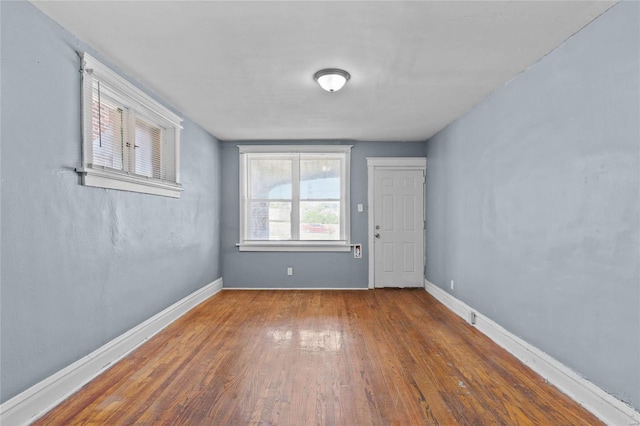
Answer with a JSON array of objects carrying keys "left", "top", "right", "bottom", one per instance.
[{"left": 79, "top": 53, "right": 183, "bottom": 198}]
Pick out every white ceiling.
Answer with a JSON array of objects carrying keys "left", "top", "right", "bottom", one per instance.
[{"left": 32, "top": 1, "right": 616, "bottom": 142}]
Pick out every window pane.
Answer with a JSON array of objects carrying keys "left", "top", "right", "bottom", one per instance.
[
  {"left": 300, "top": 201, "right": 340, "bottom": 240},
  {"left": 251, "top": 202, "right": 291, "bottom": 240},
  {"left": 300, "top": 159, "right": 340, "bottom": 200},
  {"left": 250, "top": 159, "right": 292, "bottom": 199},
  {"left": 135, "top": 118, "right": 161, "bottom": 178},
  {"left": 92, "top": 93, "right": 123, "bottom": 171}
]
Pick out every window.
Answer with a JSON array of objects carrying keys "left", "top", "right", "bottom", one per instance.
[
  {"left": 238, "top": 145, "right": 352, "bottom": 251},
  {"left": 78, "top": 53, "right": 183, "bottom": 198}
]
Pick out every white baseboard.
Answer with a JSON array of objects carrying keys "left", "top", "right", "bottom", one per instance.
[
  {"left": 424, "top": 279, "right": 640, "bottom": 426},
  {"left": 0, "top": 277, "right": 223, "bottom": 426},
  {"left": 223, "top": 287, "right": 368, "bottom": 290}
]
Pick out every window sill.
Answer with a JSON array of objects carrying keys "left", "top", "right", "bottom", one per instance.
[
  {"left": 237, "top": 241, "right": 352, "bottom": 252},
  {"left": 77, "top": 167, "right": 182, "bottom": 198}
]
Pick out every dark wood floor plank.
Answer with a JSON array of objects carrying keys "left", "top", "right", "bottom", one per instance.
[{"left": 34, "top": 289, "right": 603, "bottom": 426}]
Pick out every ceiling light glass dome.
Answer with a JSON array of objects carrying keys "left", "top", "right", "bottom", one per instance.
[{"left": 314, "top": 69, "right": 350, "bottom": 92}]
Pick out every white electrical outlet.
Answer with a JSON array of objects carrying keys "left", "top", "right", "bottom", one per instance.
[
  {"left": 450, "top": 280, "right": 454, "bottom": 289},
  {"left": 357, "top": 204, "right": 364, "bottom": 212},
  {"left": 287, "top": 267, "right": 293, "bottom": 276}
]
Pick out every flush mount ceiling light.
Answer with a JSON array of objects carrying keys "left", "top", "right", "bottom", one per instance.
[{"left": 313, "top": 68, "right": 350, "bottom": 92}]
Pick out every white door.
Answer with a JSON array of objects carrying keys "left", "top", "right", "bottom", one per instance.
[{"left": 372, "top": 168, "right": 424, "bottom": 288}]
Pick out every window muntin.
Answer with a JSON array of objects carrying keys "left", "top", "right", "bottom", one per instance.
[
  {"left": 79, "top": 53, "right": 183, "bottom": 198},
  {"left": 239, "top": 146, "right": 351, "bottom": 252}
]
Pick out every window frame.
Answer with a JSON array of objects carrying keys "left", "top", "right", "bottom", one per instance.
[
  {"left": 238, "top": 145, "right": 352, "bottom": 252},
  {"left": 78, "top": 52, "right": 183, "bottom": 198}
]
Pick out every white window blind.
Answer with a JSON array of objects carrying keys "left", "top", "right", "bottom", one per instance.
[
  {"left": 91, "top": 83, "right": 124, "bottom": 171},
  {"left": 79, "top": 52, "right": 183, "bottom": 198},
  {"left": 238, "top": 145, "right": 352, "bottom": 252}
]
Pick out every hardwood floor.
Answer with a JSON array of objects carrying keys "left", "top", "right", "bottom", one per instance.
[{"left": 34, "top": 289, "right": 602, "bottom": 425}]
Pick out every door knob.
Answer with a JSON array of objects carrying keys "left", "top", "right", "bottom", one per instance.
[
  {"left": 375, "top": 225, "right": 380, "bottom": 229},
  {"left": 375, "top": 233, "right": 380, "bottom": 239}
]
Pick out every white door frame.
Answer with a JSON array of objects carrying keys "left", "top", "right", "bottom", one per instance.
[{"left": 367, "top": 157, "right": 427, "bottom": 289}]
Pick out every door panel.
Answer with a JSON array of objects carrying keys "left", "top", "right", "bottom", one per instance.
[
  {"left": 403, "top": 244, "right": 415, "bottom": 272},
  {"left": 403, "top": 196, "right": 415, "bottom": 231},
  {"left": 383, "top": 243, "right": 395, "bottom": 272},
  {"left": 373, "top": 169, "right": 424, "bottom": 288},
  {"left": 382, "top": 195, "right": 394, "bottom": 230}
]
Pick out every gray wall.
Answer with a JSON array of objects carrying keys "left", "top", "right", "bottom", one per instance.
[
  {"left": 0, "top": 2, "right": 222, "bottom": 402},
  {"left": 425, "top": 2, "right": 639, "bottom": 409},
  {"left": 221, "top": 141, "right": 425, "bottom": 288}
]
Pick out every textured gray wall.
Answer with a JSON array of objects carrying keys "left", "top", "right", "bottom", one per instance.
[
  {"left": 221, "top": 141, "right": 426, "bottom": 288},
  {"left": 0, "top": 2, "right": 221, "bottom": 402},
  {"left": 425, "top": 2, "right": 639, "bottom": 409}
]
